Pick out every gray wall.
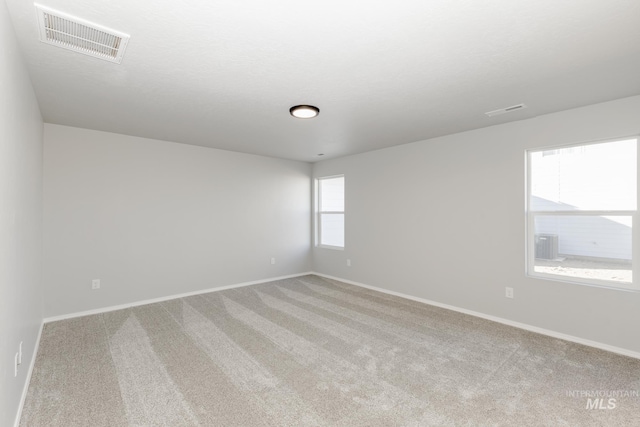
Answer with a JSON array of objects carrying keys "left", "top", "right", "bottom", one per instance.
[
  {"left": 0, "top": 2, "right": 44, "bottom": 426},
  {"left": 313, "top": 95, "right": 640, "bottom": 353},
  {"left": 43, "top": 124, "right": 312, "bottom": 317}
]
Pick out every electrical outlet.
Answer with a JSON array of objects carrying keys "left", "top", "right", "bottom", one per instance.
[
  {"left": 18, "top": 341, "right": 23, "bottom": 365},
  {"left": 347, "top": 259, "right": 351, "bottom": 267},
  {"left": 92, "top": 279, "right": 100, "bottom": 290},
  {"left": 505, "top": 287, "right": 514, "bottom": 299},
  {"left": 271, "top": 257, "right": 276, "bottom": 265}
]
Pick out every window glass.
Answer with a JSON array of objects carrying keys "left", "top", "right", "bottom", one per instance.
[
  {"left": 528, "top": 138, "right": 637, "bottom": 289},
  {"left": 318, "top": 176, "right": 344, "bottom": 249}
]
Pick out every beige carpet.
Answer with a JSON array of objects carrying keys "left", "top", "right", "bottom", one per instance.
[{"left": 20, "top": 275, "right": 640, "bottom": 426}]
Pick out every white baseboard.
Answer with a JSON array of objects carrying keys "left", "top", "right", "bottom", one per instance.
[
  {"left": 44, "top": 272, "right": 314, "bottom": 323},
  {"left": 312, "top": 272, "right": 640, "bottom": 360},
  {"left": 40, "top": 269, "right": 640, "bottom": 357},
  {"left": 14, "top": 320, "right": 44, "bottom": 427}
]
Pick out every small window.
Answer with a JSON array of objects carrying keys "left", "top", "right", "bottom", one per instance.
[
  {"left": 527, "top": 137, "right": 638, "bottom": 290},
  {"left": 317, "top": 175, "right": 344, "bottom": 248}
]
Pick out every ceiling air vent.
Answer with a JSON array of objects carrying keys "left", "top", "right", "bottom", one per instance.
[
  {"left": 485, "top": 103, "right": 527, "bottom": 117},
  {"left": 35, "top": 4, "right": 129, "bottom": 64}
]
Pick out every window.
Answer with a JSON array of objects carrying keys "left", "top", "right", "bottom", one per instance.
[
  {"left": 527, "top": 137, "right": 638, "bottom": 290},
  {"left": 317, "top": 175, "right": 344, "bottom": 248}
]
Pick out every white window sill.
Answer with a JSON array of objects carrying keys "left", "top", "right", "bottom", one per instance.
[
  {"left": 527, "top": 272, "right": 639, "bottom": 292},
  {"left": 317, "top": 244, "right": 344, "bottom": 251}
]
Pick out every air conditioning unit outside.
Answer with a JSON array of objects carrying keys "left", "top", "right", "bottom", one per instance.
[{"left": 535, "top": 234, "right": 559, "bottom": 260}]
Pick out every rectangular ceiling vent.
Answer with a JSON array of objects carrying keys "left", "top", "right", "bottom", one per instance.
[
  {"left": 485, "top": 103, "right": 527, "bottom": 117},
  {"left": 35, "top": 4, "right": 129, "bottom": 64}
]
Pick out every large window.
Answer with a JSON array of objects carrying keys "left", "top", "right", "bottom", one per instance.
[
  {"left": 527, "top": 137, "right": 638, "bottom": 290},
  {"left": 317, "top": 175, "right": 344, "bottom": 248}
]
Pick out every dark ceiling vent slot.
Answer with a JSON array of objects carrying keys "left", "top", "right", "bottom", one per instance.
[
  {"left": 485, "top": 103, "right": 527, "bottom": 117},
  {"left": 35, "top": 4, "right": 129, "bottom": 64}
]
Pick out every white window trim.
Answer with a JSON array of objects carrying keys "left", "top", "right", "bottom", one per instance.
[
  {"left": 316, "top": 174, "right": 345, "bottom": 250},
  {"left": 525, "top": 136, "right": 639, "bottom": 292}
]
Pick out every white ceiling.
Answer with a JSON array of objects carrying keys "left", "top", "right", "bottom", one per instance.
[{"left": 6, "top": 0, "right": 640, "bottom": 162}]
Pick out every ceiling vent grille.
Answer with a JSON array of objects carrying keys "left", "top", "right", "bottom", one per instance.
[
  {"left": 485, "top": 103, "right": 527, "bottom": 117},
  {"left": 35, "top": 4, "right": 129, "bottom": 64}
]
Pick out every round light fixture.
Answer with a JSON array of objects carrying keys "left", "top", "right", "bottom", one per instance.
[{"left": 290, "top": 105, "right": 319, "bottom": 119}]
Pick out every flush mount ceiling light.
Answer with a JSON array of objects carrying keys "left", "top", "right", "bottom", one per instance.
[{"left": 290, "top": 105, "right": 320, "bottom": 119}]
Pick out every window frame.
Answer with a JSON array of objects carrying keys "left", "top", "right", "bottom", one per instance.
[
  {"left": 525, "top": 136, "right": 639, "bottom": 291},
  {"left": 316, "top": 174, "right": 345, "bottom": 250}
]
